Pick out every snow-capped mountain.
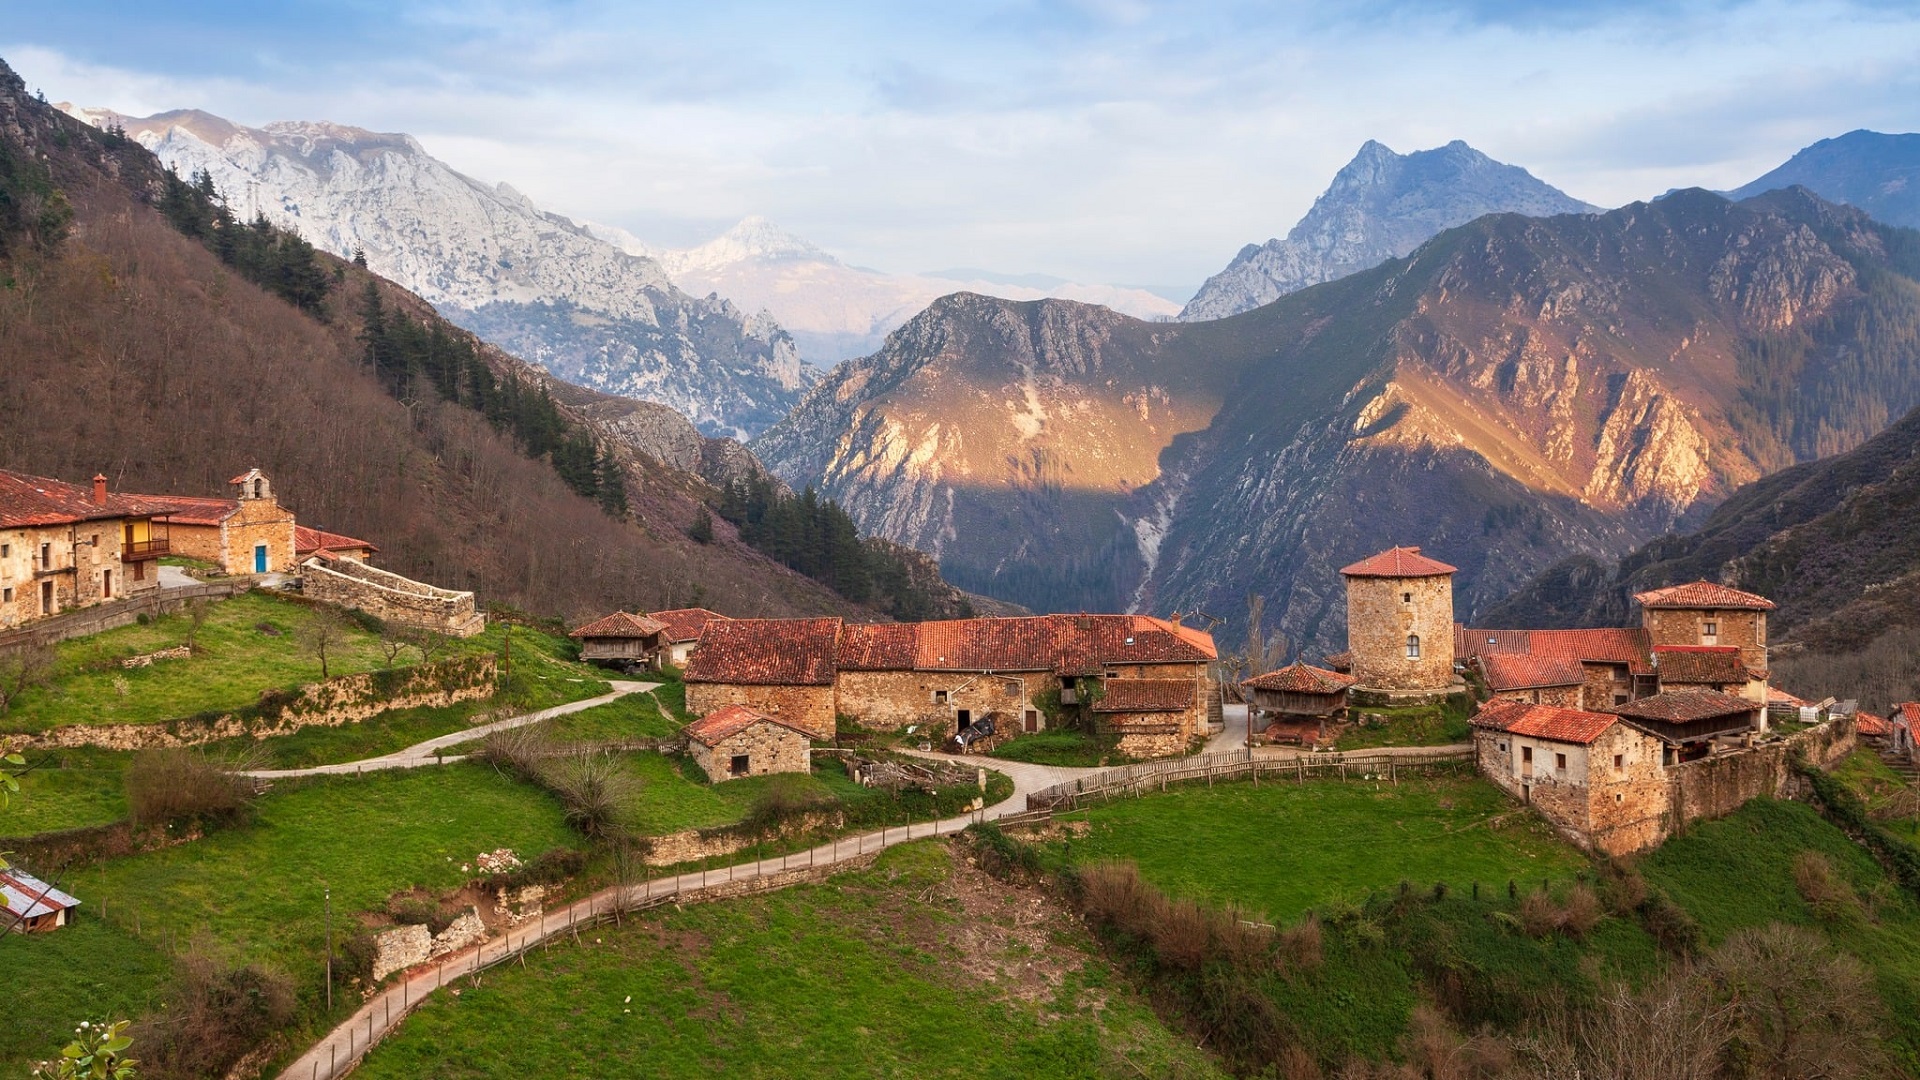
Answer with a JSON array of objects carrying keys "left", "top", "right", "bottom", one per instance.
[
  {"left": 592, "top": 216, "right": 1182, "bottom": 364},
  {"left": 67, "top": 106, "right": 808, "bottom": 437},
  {"left": 1181, "top": 139, "right": 1600, "bottom": 320}
]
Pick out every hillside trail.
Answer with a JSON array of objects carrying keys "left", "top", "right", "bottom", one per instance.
[{"left": 242, "top": 680, "right": 656, "bottom": 779}]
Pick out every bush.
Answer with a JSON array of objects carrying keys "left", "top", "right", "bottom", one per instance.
[
  {"left": 473, "top": 725, "right": 552, "bottom": 781},
  {"left": 965, "top": 821, "right": 1042, "bottom": 879},
  {"left": 540, "top": 752, "right": 639, "bottom": 840},
  {"left": 481, "top": 846, "right": 587, "bottom": 891},
  {"left": 1277, "top": 915, "right": 1324, "bottom": 973},
  {"left": 124, "top": 748, "right": 259, "bottom": 827},
  {"left": 132, "top": 945, "right": 297, "bottom": 1080},
  {"left": 1640, "top": 890, "right": 1704, "bottom": 957},
  {"left": 740, "top": 773, "right": 835, "bottom": 837},
  {"left": 1792, "top": 850, "right": 1864, "bottom": 923}
]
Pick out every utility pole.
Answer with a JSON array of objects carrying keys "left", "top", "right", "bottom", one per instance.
[{"left": 325, "top": 883, "right": 334, "bottom": 1013}]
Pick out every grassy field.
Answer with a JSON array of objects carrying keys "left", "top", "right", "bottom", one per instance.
[
  {"left": 0, "top": 592, "right": 612, "bottom": 736},
  {"left": 0, "top": 761, "right": 127, "bottom": 836},
  {"left": 1042, "top": 772, "right": 1584, "bottom": 922},
  {"left": 991, "top": 728, "right": 1124, "bottom": 768},
  {"left": 353, "top": 841, "right": 1227, "bottom": 1080},
  {"left": 1334, "top": 696, "right": 1472, "bottom": 751},
  {"left": 0, "top": 917, "right": 174, "bottom": 1069}
]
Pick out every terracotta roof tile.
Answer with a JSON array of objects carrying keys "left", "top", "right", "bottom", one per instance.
[
  {"left": 1456, "top": 628, "right": 1533, "bottom": 658},
  {"left": 684, "top": 617, "right": 842, "bottom": 686},
  {"left": 1899, "top": 703, "right": 1920, "bottom": 726},
  {"left": 837, "top": 623, "right": 920, "bottom": 670},
  {"left": 1652, "top": 645, "right": 1749, "bottom": 685},
  {"left": 1611, "top": 689, "right": 1757, "bottom": 723},
  {"left": 1857, "top": 712, "right": 1892, "bottom": 737},
  {"left": 648, "top": 608, "right": 729, "bottom": 644},
  {"left": 1244, "top": 662, "right": 1355, "bottom": 695},
  {"left": 682, "top": 704, "right": 814, "bottom": 747},
  {"left": 295, "top": 525, "right": 378, "bottom": 557},
  {"left": 1768, "top": 688, "right": 1813, "bottom": 709},
  {"left": 1323, "top": 650, "right": 1352, "bottom": 671},
  {"left": 1093, "top": 679, "right": 1196, "bottom": 713},
  {"left": 1471, "top": 699, "right": 1616, "bottom": 743},
  {"left": 914, "top": 616, "right": 1061, "bottom": 671},
  {"left": 912, "top": 614, "right": 1215, "bottom": 674},
  {"left": 1634, "top": 581, "right": 1775, "bottom": 611},
  {"left": 1480, "top": 654, "right": 1586, "bottom": 690},
  {"left": 570, "top": 611, "right": 669, "bottom": 640},
  {"left": 0, "top": 468, "right": 153, "bottom": 527},
  {"left": 1340, "top": 545, "right": 1457, "bottom": 578},
  {"left": 132, "top": 494, "right": 237, "bottom": 527}
]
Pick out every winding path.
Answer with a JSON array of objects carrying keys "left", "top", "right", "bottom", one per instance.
[{"left": 243, "top": 680, "right": 657, "bottom": 779}]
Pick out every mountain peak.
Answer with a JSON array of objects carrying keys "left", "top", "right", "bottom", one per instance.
[
  {"left": 1729, "top": 129, "right": 1920, "bottom": 230},
  {"left": 670, "top": 217, "right": 832, "bottom": 273}
]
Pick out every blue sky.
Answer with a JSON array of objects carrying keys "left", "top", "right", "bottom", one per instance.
[{"left": 10, "top": 1, "right": 1920, "bottom": 296}]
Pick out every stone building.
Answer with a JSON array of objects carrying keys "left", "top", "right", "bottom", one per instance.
[
  {"left": 569, "top": 611, "right": 668, "bottom": 669},
  {"left": 0, "top": 469, "right": 167, "bottom": 629},
  {"left": 1244, "top": 662, "right": 1354, "bottom": 745},
  {"left": 298, "top": 556, "right": 485, "bottom": 636},
  {"left": 683, "top": 613, "right": 1218, "bottom": 756},
  {"left": 649, "top": 608, "right": 730, "bottom": 668},
  {"left": 139, "top": 469, "right": 297, "bottom": 575},
  {"left": 1609, "top": 689, "right": 1765, "bottom": 763},
  {"left": 684, "top": 618, "right": 843, "bottom": 739},
  {"left": 683, "top": 704, "right": 813, "bottom": 783},
  {"left": 1634, "top": 582, "right": 1773, "bottom": 702},
  {"left": 1478, "top": 654, "right": 1585, "bottom": 707},
  {"left": 1340, "top": 546, "right": 1456, "bottom": 703},
  {"left": 294, "top": 525, "right": 378, "bottom": 563},
  {"left": 1471, "top": 700, "right": 1672, "bottom": 855}
]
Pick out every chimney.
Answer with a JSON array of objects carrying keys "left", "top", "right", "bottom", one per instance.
[{"left": 92, "top": 473, "right": 108, "bottom": 506}]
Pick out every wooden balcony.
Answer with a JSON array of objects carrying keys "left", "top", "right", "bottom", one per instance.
[{"left": 122, "top": 539, "right": 170, "bottom": 561}]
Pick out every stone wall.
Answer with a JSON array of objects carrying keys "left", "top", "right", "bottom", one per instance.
[
  {"left": 370, "top": 907, "right": 492, "bottom": 982},
  {"left": 836, "top": 668, "right": 1043, "bottom": 737},
  {"left": 4, "top": 655, "right": 497, "bottom": 752},
  {"left": 642, "top": 810, "right": 843, "bottom": 866},
  {"left": 690, "top": 721, "right": 811, "bottom": 783},
  {"left": 1663, "top": 719, "right": 1854, "bottom": 836},
  {"left": 1643, "top": 608, "right": 1768, "bottom": 671},
  {"left": 1582, "top": 724, "right": 1672, "bottom": 855},
  {"left": 300, "top": 558, "right": 485, "bottom": 637},
  {"left": 220, "top": 497, "right": 297, "bottom": 574},
  {"left": 686, "top": 681, "right": 837, "bottom": 739},
  {"left": 1580, "top": 662, "right": 1631, "bottom": 711},
  {"left": 1492, "top": 684, "right": 1583, "bottom": 708},
  {"left": 0, "top": 581, "right": 247, "bottom": 652},
  {"left": 1346, "top": 573, "right": 1454, "bottom": 695}
]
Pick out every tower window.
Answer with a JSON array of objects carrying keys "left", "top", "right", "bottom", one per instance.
[
  {"left": 1402, "top": 591, "right": 1412, "bottom": 604},
  {"left": 1405, "top": 634, "right": 1421, "bottom": 659}
]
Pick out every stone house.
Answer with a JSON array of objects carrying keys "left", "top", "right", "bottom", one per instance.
[
  {"left": 1479, "top": 654, "right": 1586, "bottom": 707},
  {"left": 138, "top": 468, "right": 297, "bottom": 575},
  {"left": 683, "top": 704, "right": 812, "bottom": 783},
  {"left": 1340, "top": 546, "right": 1457, "bottom": 703},
  {"left": 1244, "top": 662, "right": 1354, "bottom": 745},
  {"left": 684, "top": 617, "right": 844, "bottom": 739},
  {"left": 294, "top": 525, "right": 378, "bottom": 563},
  {"left": 0, "top": 867, "right": 80, "bottom": 933},
  {"left": 1471, "top": 700, "right": 1672, "bottom": 855},
  {"left": 650, "top": 608, "right": 730, "bottom": 668},
  {"left": 684, "top": 613, "right": 1218, "bottom": 756},
  {"left": 1634, "top": 581, "right": 1773, "bottom": 701},
  {"left": 0, "top": 469, "right": 167, "bottom": 629},
  {"left": 569, "top": 611, "right": 668, "bottom": 669}
]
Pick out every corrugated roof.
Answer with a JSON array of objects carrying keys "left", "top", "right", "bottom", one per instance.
[
  {"left": 1634, "top": 581, "right": 1775, "bottom": 611},
  {"left": 569, "top": 611, "right": 669, "bottom": 640},
  {"left": 837, "top": 622, "right": 920, "bottom": 670},
  {"left": 682, "top": 704, "right": 813, "bottom": 747},
  {"left": 1340, "top": 545, "right": 1457, "bottom": 578},
  {"left": 0, "top": 869, "right": 80, "bottom": 921},
  {"left": 1245, "top": 662, "right": 1355, "bottom": 695},
  {"left": 1652, "top": 645, "right": 1749, "bottom": 685},
  {"left": 649, "top": 608, "right": 729, "bottom": 644},
  {"left": 1470, "top": 699, "right": 1616, "bottom": 743},
  {"left": 1611, "top": 688, "right": 1757, "bottom": 723},
  {"left": 1480, "top": 654, "right": 1586, "bottom": 690},
  {"left": 1093, "top": 679, "right": 1196, "bottom": 713},
  {"left": 684, "top": 617, "right": 843, "bottom": 686}
]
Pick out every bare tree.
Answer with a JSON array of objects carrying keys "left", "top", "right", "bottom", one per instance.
[
  {"left": 0, "top": 643, "right": 55, "bottom": 716},
  {"left": 404, "top": 626, "right": 450, "bottom": 666},
  {"left": 377, "top": 625, "right": 409, "bottom": 668},
  {"left": 183, "top": 595, "right": 211, "bottom": 652},
  {"left": 1710, "top": 922, "right": 1887, "bottom": 1079},
  {"left": 296, "top": 607, "right": 352, "bottom": 680}
]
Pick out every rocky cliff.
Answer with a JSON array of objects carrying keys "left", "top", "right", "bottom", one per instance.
[
  {"left": 65, "top": 107, "right": 809, "bottom": 437},
  {"left": 760, "top": 188, "right": 1920, "bottom": 654},
  {"left": 1181, "top": 139, "right": 1599, "bottom": 321}
]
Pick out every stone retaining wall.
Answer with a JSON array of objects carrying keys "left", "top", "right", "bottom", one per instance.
[
  {"left": 300, "top": 558, "right": 485, "bottom": 637},
  {"left": 643, "top": 810, "right": 844, "bottom": 867}
]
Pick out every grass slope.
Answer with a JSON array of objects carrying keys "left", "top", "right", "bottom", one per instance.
[{"left": 354, "top": 842, "right": 1226, "bottom": 1080}]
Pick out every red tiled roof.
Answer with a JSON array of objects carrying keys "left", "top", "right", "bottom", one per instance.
[
  {"left": 1899, "top": 702, "right": 1920, "bottom": 726},
  {"left": 294, "top": 525, "right": 378, "bottom": 557},
  {"left": 1073, "top": 615, "right": 1218, "bottom": 669},
  {"left": 648, "top": 608, "right": 729, "bottom": 644},
  {"left": 1652, "top": 645, "right": 1748, "bottom": 685},
  {"left": 682, "top": 704, "right": 814, "bottom": 747},
  {"left": 0, "top": 468, "right": 153, "bottom": 527},
  {"left": 1526, "top": 629, "right": 1653, "bottom": 674},
  {"left": 1634, "top": 581, "right": 1775, "bottom": 611},
  {"left": 1340, "top": 545, "right": 1457, "bottom": 578},
  {"left": 1323, "top": 650, "right": 1352, "bottom": 672},
  {"left": 1244, "top": 662, "right": 1355, "bottom": 695},
  {"left": 1611, "top": 688, "right": 1757, "bottom": 723},
  {"left": 1471, "top": 700, "right": 1617, "bottom": 744},
  {"left": 227, "top": 468, "right": 262, "bottom": 485},
  {"left": 1857, "top": 712, "right": 1892, "bottom": 737},
  {"left": 132, "top": 493, "right": 236, "bottom": 527},
  {"left": 1093, "top": 679, "right": 1196, "bottom": 713},
  {"left": 570, "top": 611, "right": 669, "bottom": 640},
  {"left": 1455, "top": 627, "right": 1533, "bottom": 658},
  {"left": 837, "top": 622, "right": 920, "bottom": 670},
  {"left": 1480, "top": 654, "right": 1586, "bottom": 691},
  {"left": 913, "top": 614, "right": 1216, "bottom": 674},
  {"left": 1768, "top": 688, "right": 1811, "bottom": 708},
  {"left": 684, "top": 617, "right": 842, "bottom": 686},
  {"left": 915, "top": 616, "right": 1060, "bottom": 671}
]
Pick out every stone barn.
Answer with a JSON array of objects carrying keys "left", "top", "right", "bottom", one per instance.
[
  {"left": 569, "top": 611, "right": 667, "bottom": 670},
  {"left": 294, "top": 525, "right": 378, "bottom": 563},
  {"left": 1092, "top": 678, "right": 1202, "bottom": 757},
  {"left": 1244, "top": 662, "right": 1354, "bottom": 746},
  {"left": 683, "top": 618, "right": 843, "bottom": 739},
  {"left": 0, "top": 469, "right": 167, "bottom": 628},
  {"left": 1608, "top": 689, "right": 1765, "bottom": 764},
  {"left": 684, "top": 704, "right": 813, "bottom": 783},
  {"left": 1470, "top": 700, "right": 1671, "bottom": 856},
  {"left": 1479, "top": 655, "right": 1585, "bottom": 707},
  {"left": 1340, "top": 546, "right": 1456, "bottom": 704}
]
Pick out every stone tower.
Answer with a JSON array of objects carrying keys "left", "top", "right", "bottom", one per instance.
[{"left": 1342, "top": 545, "right": 1456, "bottom": 703}]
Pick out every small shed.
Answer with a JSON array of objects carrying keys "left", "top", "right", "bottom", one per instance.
[
  {"left": 294, "top": 525, "right": 379, "bottom": 563},
  {"left": 684, "top": 704, "right": 813, "bottom": 783},
  {"left": 1, "top": 868, "right": 80, "bottom": 933},
  {"left": 569, "top": 611, "right": 669, "bottom": 669},
  {"left": 1244, "top": 662, "right": 1355, "bottom": 746},
  {"left": 1610, "top": 688, "right": 1762, "bottom": 763}
]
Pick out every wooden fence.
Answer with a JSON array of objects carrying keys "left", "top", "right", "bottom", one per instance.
[
  {"left": 1025, "top": 746, "right": 1473, "bottom": 811},
  {"left": 0, "top": 580, "right": 250, "bottom": 653}
]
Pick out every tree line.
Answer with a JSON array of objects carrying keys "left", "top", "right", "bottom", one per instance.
[{"left": 156, "top": 168, "right": 332, "bottom": 317}]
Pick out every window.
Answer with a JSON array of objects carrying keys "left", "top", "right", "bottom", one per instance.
[
  {"left": 1614, "top": 693, "right": 1629, "bottom": 706},
  {"left": 1405, "top": 634, "right": 1421, "bottom": 659},
  {"left": 1555, "top": 752, "right": 1567, "bottom": 771},
  {"left": 253, "top": 479, "right": 264, "bottom": 499},
  {"left": 1522, "top": 746, "right": 1533, "bottom": 763},
  {"left": 1, "top": 542, "right": 9, "bottom": 558},
  {"left": 102, "top": 569, "right": 111, "bottom": 599},
  {"left": 933, "top": 689, "right": 949, "bottom": 705},
  {"left": 40, "top": 543, "right": 50, "bottom": 568},
  {"left": 1402, "top": 592, "right": 1412, "bottom": 604},
  {"left": 2, "top": 587, "right": 10, "bottom": 604},
  {"left": 729, "top": 754, "right": 749, "bottom": 776},
  {"left": 1701, "top": 620, "right": 1719, "bottom": 645},
  {"left": 1497, "top": 741, "right": 1507, "bottom": 752},
  {"left": 132, "top": 560, "right": 144, "bottom": 582},
  {"left": 1614, "top": 754, "right": 1623, "bottom": 770},
  {"left": 90, "top": 533, "right": 99, "bottom": 547}
]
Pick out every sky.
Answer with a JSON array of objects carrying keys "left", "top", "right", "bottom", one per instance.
[{"left": 7, "top": 1, "right": 1920, "bottom": 298}]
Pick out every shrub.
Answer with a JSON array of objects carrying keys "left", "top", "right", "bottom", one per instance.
[
  {"left": 481, "top": 846, "right": 587, "bottom": 891},
  {"left": 124, "top": 748, "right": 258, "bottom": 827},
  {"left": 965, "top": 821, "right": 1041, "bottom": 879},
  {"left": 132, "top": 945, "right": 297, "bottom": 1080},
  {"left": 1595, "top": 860, "right": 1648, "bottom": 916},
  {"left": 1559, "top": 883, "right": 1603, "bottom": 940},
  {"left": 1518, "top": 890, "right": 1562, "bottom": 939},
  {"left": 474, "top": 725, "right": 552, "bottom": 781},
  {"left": 740, "top": 773, "right": 835, "bottom": 837},
  {"left": 540, "top": 752, "right": 639, "bottom": 840},
  {"left": 1278, "top": 915, "right": 1324, "bottom": 973},
  {"left": 1640, "top": 890, "right": 1704, "bottom": 957}
]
